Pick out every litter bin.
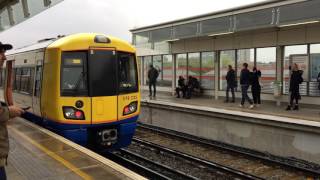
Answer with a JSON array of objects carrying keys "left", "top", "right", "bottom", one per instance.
[{"left": 273, "top": 81, "right": 282, "bottom": 106}]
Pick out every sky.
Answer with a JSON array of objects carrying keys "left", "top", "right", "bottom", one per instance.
[{"left": 0, "top": 0, "right": 266, "bottom": 48}]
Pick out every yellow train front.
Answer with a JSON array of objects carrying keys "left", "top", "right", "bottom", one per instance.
[{"left": 21, "top": 33, "right": 140, "bottom": 150}]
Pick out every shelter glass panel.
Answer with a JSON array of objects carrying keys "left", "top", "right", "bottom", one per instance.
[
  {"left": 235, "top": 8, "right": 274, "bottom": 31},
  {"left": 283, "top": 45, "right": 308, "bottom": 95},
  {"left": 50, "top": 0, "right": 64, "bottom": 6},
  {"left": 257, "top": 47, "right": 276, "bottom": 94},
  {"left": 220, "top": 50, "right": 235, "bottom": 90},
  {"left": 176, "top": 54, "right": 187, "bottom": 85},
  {"left": 201, "top": 52, "right": 215, "bottom": 90},
  {"left": 201, "top": 16, "right": 231, "bottom": 35},
  {"left": 174, "top": 23, "right": 197, "bottom": 39},
  {"left": 237, "top": 49, "right": 255, "bottom": 87},
  {"left": 11, "top": 1, "right": 25, "bottom": 24},
  {"left": 143, "top": 56, "right": 152, "bottom": 85},
  {"left": 27, "top": 0, "right": 45, "bottom": 16},
  {"left": 135, "top": 32, "right": 151, "bottom": 48},
  {"left": 151, "top": 27, "right": 171, "bottom": 42},
  {"left": 0, "top": 9, "right": 10, "bottom": 30},
  {"left": 163, "top": 55, "right": 173, "bottom": 87},
  {"left": 154, "top": 41, "right": 170, "bottom": 54},
  {"left": 188, "top": 53, "right": 200, "bottom": 81},
  {"left": 309, "top": 44, "right": 320, "bottom": 96},
  {"left": 279, "top": 0, "right": 320, "bottom": 25}
]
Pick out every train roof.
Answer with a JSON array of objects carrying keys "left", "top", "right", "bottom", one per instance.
[
  {"left": 6, "top": 39, "right": 56, "bottom": 56},
  {"left": 6, "top": 33, "right": 135, "bottom": 56}
]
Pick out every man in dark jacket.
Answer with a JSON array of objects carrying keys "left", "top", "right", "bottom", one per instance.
[
  {"left": 251, "top": 67, "right": 262, "bottom": 107},
  {"left": 186, "top": 76, "right": 199, "bottom": 99},
  {"left": 225, "top": 65, "right": 236, "bottom": 103},
  {"left": 175, "top": 76, "right": 186, "bottom": 98},
  {"left": 147, "top": 65, "right": 159, "bottom": 98},
  {"left": 0, "top": 42, "right": 24, "bottom": 179},
  {"left": 286, "top": 63, "right": 303, "bottom": 110},
  {"left": 240, "top": 63, "right": 254, "bottom": 109}
]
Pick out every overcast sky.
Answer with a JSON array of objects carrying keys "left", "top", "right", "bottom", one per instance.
[{"left": 0, "top": 0, "right": 266, "bottom": 48}]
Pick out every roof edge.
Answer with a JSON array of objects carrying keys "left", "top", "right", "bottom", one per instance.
[{"left": 130, "top": 0, "right": 304, "bottom": 32}]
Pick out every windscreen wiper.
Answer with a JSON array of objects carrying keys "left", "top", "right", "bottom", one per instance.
[{"left": 72, "top": 71, "right": 87, "bottom": 95}]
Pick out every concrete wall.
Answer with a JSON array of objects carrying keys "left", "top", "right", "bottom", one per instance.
[{"left": 140, "top": 101, "right": 320, "bottom": 165}]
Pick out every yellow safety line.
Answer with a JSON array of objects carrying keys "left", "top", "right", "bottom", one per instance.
[{"left": 9, "top": 127, "right": 92, "bottom": 180}]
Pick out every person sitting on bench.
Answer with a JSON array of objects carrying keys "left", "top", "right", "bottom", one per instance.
[
  {"left": 175, "top": 76, "right": 186, "bottom": 98},
  {"left": 186, "top": 76, "right": 200, "bottom": 99}
]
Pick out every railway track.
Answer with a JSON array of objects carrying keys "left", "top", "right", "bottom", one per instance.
[
  {"left": 107, "top": 148, "right": 196, "bottom": 180},
  {"left": 108, "top": 139, "right": 262, "bottom": 179},
  {"left": 135, "top": 123, "right": 320, "bottom": 180}
]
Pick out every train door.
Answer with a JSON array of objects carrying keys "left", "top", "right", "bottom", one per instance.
[
  {"left": 32, "top": 60, "right": 43, "bottom": 116},
  {"left": 117, "top": 52, "right": 139, "bottom": 121},
  {"left": 88, "top": 48, "right": 118, "bottom": 124}
]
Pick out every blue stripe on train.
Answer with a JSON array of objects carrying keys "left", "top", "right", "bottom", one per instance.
[{"left": 22, "top": 112, "right": 138, "bottom": 149}]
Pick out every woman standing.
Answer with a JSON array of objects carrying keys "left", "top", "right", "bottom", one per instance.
[
  {"left": 286, "top": 63, "right": 303, "bottom": 110},
  {"left": 251, "top": 67, "right": 261, "bottom": 107}
]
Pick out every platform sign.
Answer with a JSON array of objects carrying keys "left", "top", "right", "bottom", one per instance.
[{"left": 289, "top": 54, "right": 309, "bottom": 81}]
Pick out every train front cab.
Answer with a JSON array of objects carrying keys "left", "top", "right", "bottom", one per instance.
[{"left": 41, "top": 34, "right": 140, "bottom": 150}]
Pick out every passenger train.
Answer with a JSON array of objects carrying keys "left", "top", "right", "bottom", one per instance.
[{"left": 1, "top": 33, "right": 140, "bottom": 150}]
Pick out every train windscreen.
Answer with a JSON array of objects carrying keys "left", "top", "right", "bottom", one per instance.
[
  {"left": 61, "top": 51, "right": 88, "bottom": 96},
  {"left": 61, "top": 50, "right": 138, "bottom": 97}
]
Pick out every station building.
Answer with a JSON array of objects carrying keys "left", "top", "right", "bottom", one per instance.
[{"left": 131, "top": 0, "right": 320, "bottom": 105}]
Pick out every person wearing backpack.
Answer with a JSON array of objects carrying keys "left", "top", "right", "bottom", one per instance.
[
  {"left": 286, "top": 63, "right": 303, "bottom": 110},
  {"left": 148, "top": 64, "right": 159, "bottom": 98},
  {"left": 251, "top": 67, "right": 262, "bottom": 107}
]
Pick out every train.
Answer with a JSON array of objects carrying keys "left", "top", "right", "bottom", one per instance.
[{"left": 1, "top": 33, "right": 140, "bottom": 150}]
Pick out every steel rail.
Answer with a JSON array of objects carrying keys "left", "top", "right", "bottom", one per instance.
[
  {"left": 132, "top": 137, "right": 263, "bottom": 180},
  {"left": 106, "top": 151, "right": 172, "bottom": 180},
  {"left": 137, "top": 123, "right": 320, "bottom": 177},
  {"left": 117, "top": 149, "right": 198, "bottom": 180}
]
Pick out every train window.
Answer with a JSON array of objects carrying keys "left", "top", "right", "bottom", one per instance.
[
  {"left": 14, "top": 68, "right": 22, "bottom": 91},
  {"left": 34, "top": 66, "right": 42, "bottom": 97},
  {"left": 20, "top": 68, "right": 32, "bottom": 94},
  {"left": 88, "top": 49, "right": 117, "bottom": 96},
  {"left": 61, "top": 51, "right": 88, "bottom": 96},
  {"left": 118, "top": 52, "right": 138, "bottom": 94}
]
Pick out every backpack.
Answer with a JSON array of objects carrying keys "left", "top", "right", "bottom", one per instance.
[
  {"left": 248, "top": 72, "right": 254, "bottom": 85},
  {"left": 298, "top": 70, "right": 303, "bottom": 84}
]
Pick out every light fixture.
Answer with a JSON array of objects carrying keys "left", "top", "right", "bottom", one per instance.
[
  {"left": 279, "top": 20, "right": 319, "bottom": 28},
  {"left": 166, "top": 38, "right": 180, "bottom": 42},
  {"left": 208, "top": 32, "right": 233, "bottom": 37}
]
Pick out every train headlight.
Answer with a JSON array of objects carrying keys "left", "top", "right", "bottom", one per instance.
[
  {"left": 63, "top": 106, "right": 85, "bottom": 120},
  {"left": 123, "top": 101, "right": 138, "bottom": 116}
]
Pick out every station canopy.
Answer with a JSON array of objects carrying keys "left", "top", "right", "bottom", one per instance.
[
  {"left": 0, "top": 0, "right": 64, "bottom": 31},
  {"left": 131, "top": 0, "right": 320, "bottom": 44}
]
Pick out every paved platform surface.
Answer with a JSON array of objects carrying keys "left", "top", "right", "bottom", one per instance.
[
  {"left": 6, "top": 118, "right": 145, "bottom": 180},
  {"left": 142, "top": 91, "right": 320, "bottom": 122}
]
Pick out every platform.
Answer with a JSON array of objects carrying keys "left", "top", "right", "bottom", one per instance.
[
  {"left": 6, "top": 118, "right": 145, "bottom": 180},
  {"left": 142, "top": 91, "right": 320, "bottom": 123}
]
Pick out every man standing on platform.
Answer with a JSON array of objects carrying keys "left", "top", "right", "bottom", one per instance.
[
  {"left": 240, "top": 63, "right": 254, "bottom": 109},
  {"left": 0, "top": 42, "right": 24, "bottom": 180},
  {"left": 225, "top": 65, "right": 236, "bottom": 103},
  {"left": 147, "top": 64, "right": 159, "bottom": 98}
]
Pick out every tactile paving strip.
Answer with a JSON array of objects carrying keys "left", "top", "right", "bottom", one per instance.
[{"left": 8, "top": 137, "right": 56, "bottom": 179}]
